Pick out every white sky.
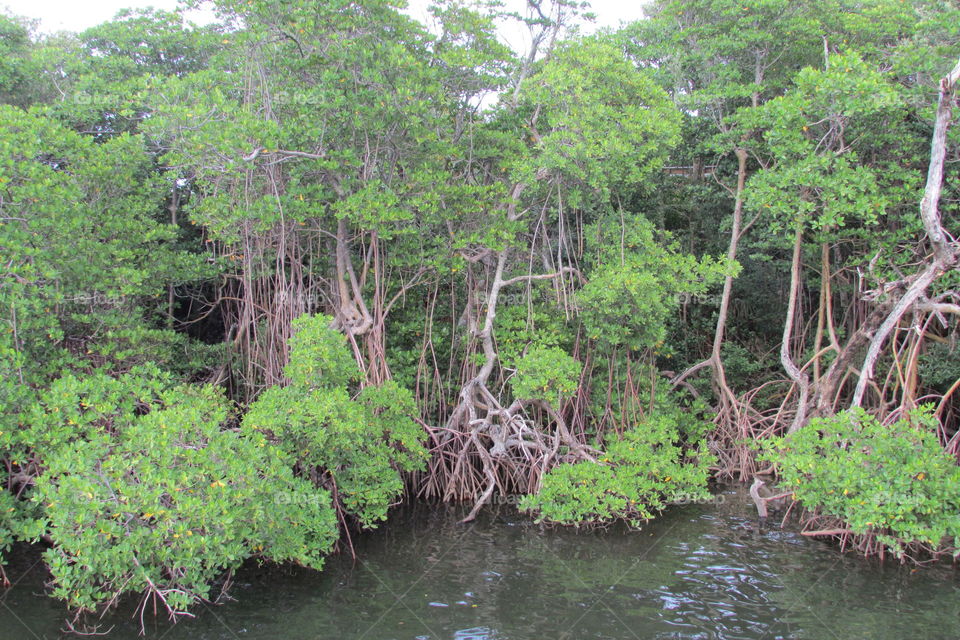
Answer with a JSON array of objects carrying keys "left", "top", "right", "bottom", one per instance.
[{"left": 1, "top": 0, "right": 649, "bottom": 35}]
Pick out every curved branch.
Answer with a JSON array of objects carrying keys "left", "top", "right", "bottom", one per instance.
[
  {"left": 499, "top": 266, "right": 580, "bottom": 288},
  {"left": 851, "top": 57, "right": 960, "bottom": 406}
]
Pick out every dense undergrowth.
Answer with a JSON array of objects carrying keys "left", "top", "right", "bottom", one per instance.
[
  {"left": 762, "top": 408, "right": 960, "bottom": 562},
  {"left": 3, "top": 316, "right": 427, "bottom": 622},
  {"left": 521, "top": 407, "right": 715, "bottom": 526}
]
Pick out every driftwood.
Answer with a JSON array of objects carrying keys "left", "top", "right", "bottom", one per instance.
[
  {"left": 749, "top": 478, "right": 793, "bottom": 520},
  {"left": 801, "top": 528, "right": 853, "bottom": 537},
  {"left": 749, "top": 478, "right": 769, "bottom": 518}
]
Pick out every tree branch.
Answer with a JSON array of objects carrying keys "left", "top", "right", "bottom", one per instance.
[
  {"left": 851, "top": 57, "right": 960, "bottom": 407},
  {"left": 499, "top": 266, "right": 579, "bottom": 288}
]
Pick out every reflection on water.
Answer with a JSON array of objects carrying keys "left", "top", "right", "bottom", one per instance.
[{"left": 1, "top": 486, "right": 958, "bottom": 639}]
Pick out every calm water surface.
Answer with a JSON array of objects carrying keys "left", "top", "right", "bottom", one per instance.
[{"left": 2, "top": 486, "right": 959, "bottom": 639}]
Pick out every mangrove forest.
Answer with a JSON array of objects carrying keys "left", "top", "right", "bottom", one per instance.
[{"left": 1, "top": 0, "right": 960, "bottom": 636}]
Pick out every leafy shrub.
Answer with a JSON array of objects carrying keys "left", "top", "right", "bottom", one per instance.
[
  {"left": 761, "top": 407, "right": 960, "bottom": 558},
  {"left": 578, "top": 267, "right": 671, "bottom": 350},
  {"left": 493, "top": 299, "right": 573, "bottom": 372},
  {"left": 918, "top": 341, "right": 960, "bottom": 393},
  {"left": 84, "top": 326, "right": 222, "bottom": 378},
  {"left": 521, "top": 409, "right": 715, "bottom": 526},
  {"left": 2, "top": 314, "right": 428, "bottom": 614},
  {"left": 510, "top": 345, "right": 582, "bottom": 405},
  {"left": 283, "top": 314, "right": 360, "bottom": 389},
  {"left": 578, "top": 213, "right": 729, "bottom": 352},
  {"left": 10, "top": 364, "right": 172, "bottom": 460},
  {"left": 243, "top": 314, "right": 428, "bottom": 527},
  {"left": 18, "top": 373, "right": 337, "bottom": 614}
]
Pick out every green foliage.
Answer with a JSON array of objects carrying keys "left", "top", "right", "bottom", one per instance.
[
  {"left": 0, "top": 104, "right": 214, "bottom": 390},
  {"left": 3, "top": 0, "right": 960, "bottom": 610},
  {"left": 491, "top": 295, "right": 573, "bottom": 370},
  {"left": 14, "top": 368, "right": 337, "bottom": 614},
  {"left": 83, "top": 326, "right": 222, "bottom": 378},
  {"left": 741, "top": 52, "right": 905, "bottom": 235},
  {"left": 521, "top": 408, "right": 715, "bottom": 526},
  {"left": 0, "top": 484, "right": 12, "bottom": 561},
  {"left": 918, "top": 341, "right": 960, "bottom": 393},
  {"left": 579, "top": 213, "right": 729, "bottom": 351},
  {"left": 79, "top": 8, "right": 218, "bottom": 80},
  {"left": 517, "top": 36, "right": 682, "bottom": 202},
  {"left": 244, "top": 314, "right": 427, "bottom": 527},
  {"left": 629, "top": 0, "right": 823, "bottom": 125},
  {"left": 10, "top": 365, "right": 172, "bottom": 461},
  {"left": 761, "top": 407, "right": 960, "bottom": 558},
  {"left": 0, "top": 12, "right": 35, "bottom": 107},
  {"left": 33, "top": 8, "right": 220, "bottom": 136},
  {"left": 511, "top": 345, "right": 582, "bottom": 406},
  {"left": 284, "top": 314, "right": 359, "bottom": 390},
  {"left": 578, "top": 266, "right": 672, "bottom": 351}
]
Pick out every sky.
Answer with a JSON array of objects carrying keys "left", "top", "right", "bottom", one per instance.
[{"left": 1, "top": 0, "right": 649, "bottom": 35}]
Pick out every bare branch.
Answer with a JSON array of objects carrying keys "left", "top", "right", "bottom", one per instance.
[
  {"left": 499, "top": 266, "right": 579, "bottom": 288},
  {"left": 851, "top": 57, "right": 960, "bottom": 407}
]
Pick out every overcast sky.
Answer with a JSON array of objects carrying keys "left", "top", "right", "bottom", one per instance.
[{"left": 2, "top": 0, "right": 648, "bottom": 35}]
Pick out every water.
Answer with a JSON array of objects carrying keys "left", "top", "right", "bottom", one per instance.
[{"left": 2, "top": 486, "right": 959, "bottom": 639}]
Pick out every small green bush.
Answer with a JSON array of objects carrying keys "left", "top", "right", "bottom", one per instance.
[
  {"left": 283, "top": 313, "right": 360, "bottom": 389},
  {"left": 761, "top": 407, "right": 960, "bottom": 558},
  {"left": 521, "top": 409, "right": 715, "bottom": 526},
  {"left": 24, "top": 375, "right": 337, "bottom": 614},
  {"left": 510, "top": 345, "right": 582, "bottom": 405},
  {"left": 578, "top": 212, "right": 730, "bottom": 352},
  {"left": 243, "top": 314, "right": 428, "bottom": 528}
]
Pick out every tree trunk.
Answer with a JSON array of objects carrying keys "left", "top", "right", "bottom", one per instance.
[
  {"left": 783, "top": 221, "right": 810, "bottom": 433},
  {"left": 851, "top": 57, "right": 960, "bottom": 407}
]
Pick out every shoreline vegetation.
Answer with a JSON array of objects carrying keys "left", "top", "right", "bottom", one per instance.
[{"left": 2, "top": 0, "right": 960, "bottom": 632}]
